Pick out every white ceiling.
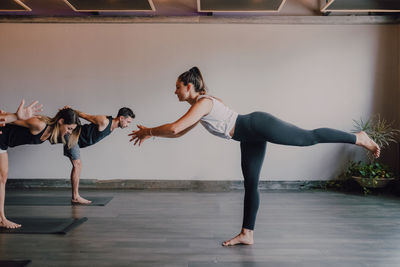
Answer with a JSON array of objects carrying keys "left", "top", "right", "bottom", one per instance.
[{"left": 0, "top": 0, "right": 327, "bottom": 16}]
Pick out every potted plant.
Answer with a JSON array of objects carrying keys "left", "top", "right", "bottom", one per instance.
[
  {"left": 346, "top": 115, "right": 399, "bottom": 192},
  {"left": 347, "top": 161, "right": 394, "bottom": 189}
]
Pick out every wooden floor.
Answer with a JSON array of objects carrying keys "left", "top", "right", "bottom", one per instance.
[{"left": 1, "top": 189, "right": 400, "bottom": 267}]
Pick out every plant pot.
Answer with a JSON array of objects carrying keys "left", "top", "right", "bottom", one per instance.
[{"left": 352, "top": 176, "right": 395, "bottom": 189}]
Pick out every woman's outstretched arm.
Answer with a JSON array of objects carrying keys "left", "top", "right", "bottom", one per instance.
[{"left": 129, "top": 98, "right": 212, "bottom": 146}]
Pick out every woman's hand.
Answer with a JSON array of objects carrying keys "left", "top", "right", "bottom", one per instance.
[
  {"left": 128, "top": 125, "right": 152, "bottom": 146},
  {"left": 16, "top": 99, "right": 43, "bottom": 121}
]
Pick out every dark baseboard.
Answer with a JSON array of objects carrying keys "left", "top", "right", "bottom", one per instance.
[{"left": 6, "top": 179, "right": 326, "bottom": 191}]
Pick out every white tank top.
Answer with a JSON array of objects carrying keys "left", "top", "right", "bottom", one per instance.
[{"left": 198, "top": 95, "right": 238, "bottom": 140}]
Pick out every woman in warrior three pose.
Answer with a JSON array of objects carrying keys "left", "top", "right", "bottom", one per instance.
[
  {"left": 129, "top": 67, "right": 380, "bottom": 246},
  {"left": 0, "top": 101, "right": 81, "bottom": 229}
]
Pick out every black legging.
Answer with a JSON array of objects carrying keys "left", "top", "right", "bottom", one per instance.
[{"left": 232, "top": 112, "right": 356, "bottom": 230}]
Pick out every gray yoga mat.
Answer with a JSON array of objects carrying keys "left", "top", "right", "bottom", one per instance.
[
  {"left": 0, "top": 217, "right": 88, "bottom": 234},
  {"left": 5, "top": 196, "right": 113, "bottom": 206},
  {"left": 0, "top": 260, "right": 31, "bottom": 267}
]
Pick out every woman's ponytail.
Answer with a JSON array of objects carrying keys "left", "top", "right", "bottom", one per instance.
[{"left": 179, "top": 66, "right": 207, "bottom": 94}]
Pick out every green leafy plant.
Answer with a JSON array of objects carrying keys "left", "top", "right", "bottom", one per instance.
[
  {"left": 346, "top": 161, "right": 394, "bottom": 195},
  {"left": 346, "top": 161, "right": 393, "bottom": 179},
  {"left": 330, "top": 115, "right": 400, "bottom": 194}
]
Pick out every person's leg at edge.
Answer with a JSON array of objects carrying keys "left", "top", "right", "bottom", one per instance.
[
  {"left": 0, "top": 152, "right": 21, "bottom": 228},
  {"left": 223, "top": 141, "right": 267, "bottom": 246}
]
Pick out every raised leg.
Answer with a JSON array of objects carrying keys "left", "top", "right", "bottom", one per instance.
[{"left": 251, "top": 112, "right": 356, "bottom": 146}]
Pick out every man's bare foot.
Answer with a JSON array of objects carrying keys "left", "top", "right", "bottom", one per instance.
[
  {"left": 356, "top": 131, "right": 380, "bottom": 158},
  {"left": 71, "top": 196, "right": 92, "bottom": 205},
  {"left": 0, "top": 217, "right": 21, "bottom": 229},
  {"left": 222, "top": 229, "right": 254, "bottom": 246}
]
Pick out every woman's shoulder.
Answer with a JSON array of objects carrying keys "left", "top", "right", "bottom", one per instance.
[
  {"left": 196, "top": 95, "right": 214, "bottom": 107},
  {"left": 198, "top": 94, "right": 224, "bottom": 103},
  {"left": 199, "top": 95, "right": 226, "bottom": 106},
  {"left": 198, "top": 94, "right": 212, "bottom": 99},
  {"left": 27, "top": 116, "right": 45, "bottom": 124},
  {"left": 27, "top": 116, "right": 47, "bottom": 130},
  {"left": 211, "top": 95, "right": 224, "bottom": 104}
]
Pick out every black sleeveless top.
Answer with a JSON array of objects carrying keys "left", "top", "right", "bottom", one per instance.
[
  {"left": 78, "top": 116, "right": 113, "bottom": 148},
  {"left": 0, "top": 124, "right": 48, "bottom": 150}
]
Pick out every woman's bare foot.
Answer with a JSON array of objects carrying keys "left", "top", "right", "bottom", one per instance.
[
  {"left": 0, "top": 217, "right": 21, "bottom": 229},
  {"left": 355, "top": 131, "right": 380, "bottom": 158},
  {"left": 71, "top": 195, "right": 92, "bottom": 205},
  {"left": 222, "top": 228, "right": 254, "bottom": 246}
]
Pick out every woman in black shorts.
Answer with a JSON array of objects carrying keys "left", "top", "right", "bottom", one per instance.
[{"left": 0, "top": 102, "right": 81, "bottom": 229}]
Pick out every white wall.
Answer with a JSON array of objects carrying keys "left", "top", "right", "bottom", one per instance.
[{"left": 0, "top": 23, "right": 398, "bottom": 180}]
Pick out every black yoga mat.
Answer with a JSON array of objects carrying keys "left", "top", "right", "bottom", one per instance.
[
  {"left": 189, "top": 262, "right": 271, "bottom": 267},
  {"left": 0, "top": 260, "right": 31, "bottom": 267},
  {"left": 5, "top": 196, "right": 113, "bottom": 206},
  {"left": 0, "top": 217, "right": 88, "bottom": 234}
]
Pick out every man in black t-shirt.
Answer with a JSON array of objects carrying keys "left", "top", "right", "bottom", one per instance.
[{"left": 64, "top": 107, "right": 135, "bottom": 204}]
